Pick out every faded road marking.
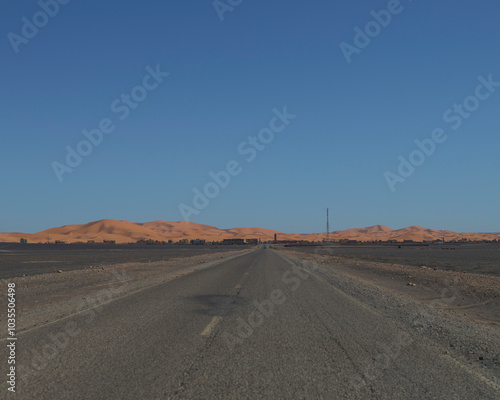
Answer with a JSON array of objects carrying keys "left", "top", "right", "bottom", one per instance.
[{"left": 201, "top": 316, "right": 222, "bottom": 336}]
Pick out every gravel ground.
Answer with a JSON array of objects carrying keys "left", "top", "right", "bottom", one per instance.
[
  {"left": 290, "top": 244, "right": 500, "bottom": 276},
  {"left": 275, "top": 247, "right": 500, "bottom": 386},
  {"left": 1, "top": 246, "right": 499, "bottom": 398},
  {"left": 0, "top": 248, "right": 252, "bottom": 333},
  {"left": 0, "top": 243, "right": 242, "bottom": 279}
]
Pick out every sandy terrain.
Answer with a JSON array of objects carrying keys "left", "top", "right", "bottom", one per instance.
[{"left": 1, "top": 219, "right": 499, "bottom": 244}]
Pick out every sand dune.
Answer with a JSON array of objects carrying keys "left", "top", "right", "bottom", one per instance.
[{"left": 1, "top": 219, "right": 499, "bottom": 244}]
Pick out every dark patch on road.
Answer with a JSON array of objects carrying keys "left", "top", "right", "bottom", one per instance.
[{"left": 190, "top": 294, "right": 246, "bottom": 317}]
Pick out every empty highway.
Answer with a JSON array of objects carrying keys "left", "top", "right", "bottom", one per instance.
[{"left": 11, "top": 248, "right": 500, "bottom": 399}]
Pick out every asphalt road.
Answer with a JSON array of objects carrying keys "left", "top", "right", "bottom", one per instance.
[{"left": 12, "top": 249, "right": 500, "bottom": 399}]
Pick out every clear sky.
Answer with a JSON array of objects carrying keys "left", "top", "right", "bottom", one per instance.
[{"left": 1, "top": 0, "right": 499, "bottom": 234}]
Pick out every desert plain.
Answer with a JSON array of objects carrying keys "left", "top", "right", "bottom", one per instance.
[{"left": 1, "top": 221, "right": 499, "bottom": 399}]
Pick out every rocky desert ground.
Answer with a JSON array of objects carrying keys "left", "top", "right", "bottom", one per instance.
[
  {"left": 1, "top": 243, "right": 498, "bottom": 397},
  {"left": 275, "top": 245, "right": 500, "bottom": 385}
]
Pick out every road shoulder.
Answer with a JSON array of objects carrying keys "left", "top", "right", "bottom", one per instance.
[{"left": 272, "top": 247, "right": 500, "bottom": 387}]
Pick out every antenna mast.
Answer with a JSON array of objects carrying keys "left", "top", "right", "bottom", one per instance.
[{"left": 326, "top": 208, "right": 330, "bottom": 242}]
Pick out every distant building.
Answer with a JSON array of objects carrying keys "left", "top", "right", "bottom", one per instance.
[
  {"left": 282, "top": 241, "right": 314, "bottom": 246},
  {"left": 87, "top": 240, "right": 95, "bottom": 244},
  {"left": 245, "top": 238, "right": 259, "bottom": 245},
  {"left": 20, "top": 238, "right": 28, "bottom": 244},
  {"left": 55, "top": 240, "right": 67, "bottom": 244},
  {"left": 103, "top": 240, "right": 116, "bottom": 244},
  {"left": 178, "top": 239, "right": 190, "bottom": 245},
  {"left": 190, "top": 239, "right": 206, "bottom": 245},
  {"left": 339, "top": 239, "right": 359, "bottom": 245},
  {"left": 222, "top": 238, "right": 245, "bottom": 245}
]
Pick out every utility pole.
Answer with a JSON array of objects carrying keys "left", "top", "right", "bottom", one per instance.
[{"left": 326, "top": 208, "right": 330, "bottom": 243}]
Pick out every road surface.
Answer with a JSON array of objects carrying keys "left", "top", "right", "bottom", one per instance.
[{"left": 12, "top": 248, "right": 500, "bottom": 399}]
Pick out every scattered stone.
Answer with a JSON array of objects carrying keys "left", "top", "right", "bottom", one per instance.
[
  {"left": 57, "top": 270, "right": 63, "bottom": 273},
  {"left": 407, "top": 282, "right": 416, "bottom": 287},
  {"left": 479, "top": 356, "right": 484, "bottom": 361}
]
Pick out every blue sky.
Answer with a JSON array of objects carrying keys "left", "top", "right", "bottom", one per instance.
[{"left": 1, "top": 0, "right": 499, "bottom": 234}]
